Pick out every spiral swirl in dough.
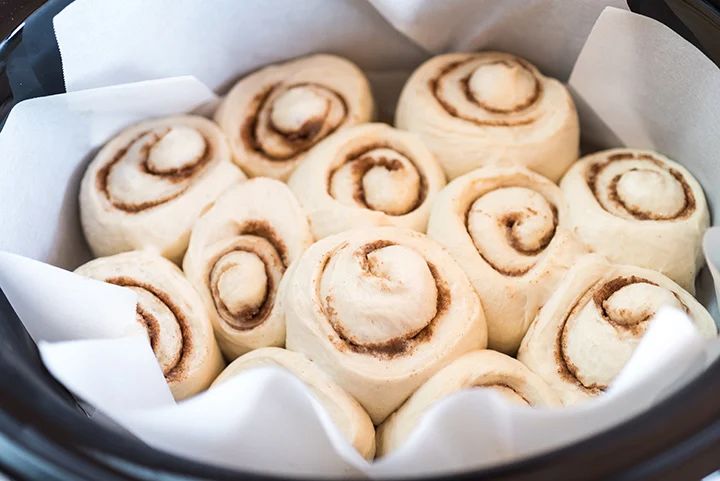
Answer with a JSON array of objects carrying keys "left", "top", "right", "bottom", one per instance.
[
  {"left": 183, "top": 178, "right": 313, "bottom": 359},
  {"left": 212, "top": 347, "right": 375, "bottom": 459},
  {"left": 80, "top": 115, "right": 245, "bottom": 263},
  {"left": 75, "top": 251, "right": 224, "bottom": 400},
  {"left": 560, "top": 149, "right": 709, "bottom": 293},
  {"left": 215, "top": 54, "right": 374, "bottom": 180},
  {"left": 395, "top": 52, "right": 579, "bottom": 181},
  {"left": 376, "top": 349, "right": 559, "bottom": 456},
  {"left": 427, "top": 165, "right": 587, "bottom": 354},
  {"left": 517, "top": 254, "right": 716, "bottom": 405},
  {"left": 287, "top": 123, "right": 446, "bottom": 239},
  {"left": 283, "top": 227, "right": 486, "bottom": 424}
]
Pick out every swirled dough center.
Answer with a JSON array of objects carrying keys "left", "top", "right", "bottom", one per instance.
[
  {"left": 270, "top": 86, "right": 329, "bottom": 133},
  {"left": 132, "top": 287, "right": 183, "bottom": 376},
  {"left": 147, "top": 126, "right": 206, "bottom": 173},
  {"left": 467, "top": 187, "right": 555, "bottom": 275},
  {"left": 603, "top": 283, "right": 683, "bottom": 325},
  {"left": 321, "top": 245, "right": 437, "bottom": 346},
  {"left": 590, "top": 157, "right": 693, "bottom": 221},
  {"left": 256, "top": 84, "right": 346, "bottom": 160},
  {"left": 431, "top": 55, "right": 542, "bottom": 126},
  {"left": 106, "top": 129, "right": 206, "bottom": 208},
  {"left": 330, "top": 148, "right": 421, "bottom": 215},
  {"left": 563, "top": 281, "right": 683, "bottom": 389},
  {"left": 469, "top": 62, "right": 536, "bottom": 112},
  {"left": 615, "top": 169, "right": 685, "bottom": 219},
  {"left": 214, "top": 251, "right": 268, "bottom": 316}
]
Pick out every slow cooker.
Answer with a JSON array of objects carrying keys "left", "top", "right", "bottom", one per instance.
[{"left": 1, "top": 1, "right": 720, "bottom": 480}]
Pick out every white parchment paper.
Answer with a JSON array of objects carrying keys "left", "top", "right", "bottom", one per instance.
[
  {"left": 52, "top": 0, "right": 627, "bottom": 119},
  {"left": 0, "top": 1, "right": 719, "bottom": 478},
  {"left": 0, "top": 76, "right": 216, "bottom": 268},
  {"left": 54, "top": 0, "right": 628, "bottom": 91}
]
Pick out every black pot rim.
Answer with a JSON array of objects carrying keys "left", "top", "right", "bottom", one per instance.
[{"left": 1, "top": 2, "right": 720, "bottom": 480}]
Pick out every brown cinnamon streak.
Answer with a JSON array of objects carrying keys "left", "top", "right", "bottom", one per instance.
[
  {"left": 96, "top": 128, "right": 212, "bottom": 213},
  {"left": 430, "top": 56, "right": 542, "bottom": 126},
  {"left": 208, "top": 220, "right": 287, "bottom": 331},
  {"left": 135, "top": 305, "right": 160, "bottom": 354},
  {"left": 106, "top": 276, "right": 192, "bottom": 382},
  {"left": 555, "top": 282, "right": 608, "bottom": 394},
  {"left": 242, "top": 82, "right": 348, "bottom": 161},
  {"left": 239, "top": 219, "right": 289, "bottom": 268},
  {"left": 319, "top": 242, "right": 450, "bottom": 359},
  {"left": 464, "top": 189, "right": 558, "bottom": 277},
  {"left": 209, "top": 248, "right": 275, "bottom": 331},
  {"left": 555, "top": 275, "right": 688, "bottom": 392},
  {"left": 586, "top": 151, "right": 696, "bottom": 221},
  {"left": 326, "top": 143, "right": 428, "bottom": 215},
  {"left": 474, "top": 382, "right": 532, "bottom": 405}
]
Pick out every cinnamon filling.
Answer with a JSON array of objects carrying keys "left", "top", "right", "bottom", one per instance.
[
  {"left": 136, "top": 305, "right": 160, "bottom": 353},
  {"left": 555, "top": 276, "right": 689, "bottom": 392},
  {"left": 326, "top": 143, "right": 428, "bottom": 216},
  {"left": 207, "top": 220, "right": 286, "bottom": 331},
  {"left": 237, "top": 219, "right": 290, "bottom": 268},
  {"left": 209, "top": 248, "right": 275, "bottom": 331},
  {"left": 429, "top": 56, "right": 542, "bottom": 126},
  {"left": 96, "top": 128, "right": 213, "bottom": 213},
  {"left": 474, "top": 382, "right": 532, "bottom": 405},
  {"left": 319, "top": 241, "right": 450, "bottom": 359},
  {"left": 106, "top": 276, "right": 192, "bottom": 382},
  {"left": 242, "top": 82, "right": 348, "bottom": 161},
  {"left": 464, "top": 188, "right": 558, "bottom": 277},
  {"left": 586, "top": 151, "right": 696, "bottom": 221},
  {"left": 502, "top": 205, "right": 558, "bottom": 256},
  {"left": 556, "top": 284, "right": 609, "bottom": 394}
]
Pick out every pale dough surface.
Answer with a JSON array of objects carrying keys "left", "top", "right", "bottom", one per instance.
[
  {"left": 76, "top": 250, "right": 224, "bottom": 400},
  {"left": 396, "top": 52, "right": 579, "bottom": 181},
  {"left": 283, "top": 226, "right": 487, "bottom": 424}
]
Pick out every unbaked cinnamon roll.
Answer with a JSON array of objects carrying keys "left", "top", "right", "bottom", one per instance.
[
  {"left": 288, "top": 123, "right": 446, "bottom": 239},
  {"left": 215, "top": 54, "right": 374, "bottom": 180},
  {"left": 212, "top": 347, "right": 375, "bottom": 459},
  {"left": 396, "top": 52, "right": 579, "bottom": 181},
  {"left": 560, "top": 149, "right": 709, "bottom": 293},
  {"left": 517, "top": 254, "right": 717, "bottom": 405},
  {"left": 183, "top": 178, "right": 313, "bottom": 359},
  {"left": 427, "top": 165, "right": 587, "bottom": 354},
  {"left": 75, "top": 251, "right": 224, "bottom": 400},
  {"left": 376, "top": 349, "right": 559, "bottom": 456},
  {"left": 283, "top": 227, "right": 487, "bottom": 424},
  {"left": 80, "top": 115, "right": 245, "bottom": 263}
]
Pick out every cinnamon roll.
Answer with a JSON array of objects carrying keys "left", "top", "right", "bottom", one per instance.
[
  {"left": 427, "top": 165, "right": 587, "bottom": 354},
  {"left": 75, "top": 251, "right": 224, "bottom": 400},
  {"left": 212, "top": 347, "right": 375, "bottom": 459},
  {"left": 283, "top": 227, "right": 487, "bottom": 424},
  {"left": 183, "top": 178, "right": 313, "bottom": 359},
  {"left": 215, "top": 54, "right": 374, "bottom": 180},
  {"left": 395, "top": 52, "right": 579, "bottom": 181},
  {"left": 517, "top": 254, "right": 717, "bottom": 405},
  {"left": 376, "top": 349, "right": 559, "bottom": 457},
  {"left": 288, "top": 123, "right": 446, "bottom": 239},
  {"left": 80, "top": 115, "right": 245, "bottom": 263},
  {"left": 560, "top": 149, "right": 709, "bottom": 293}
]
